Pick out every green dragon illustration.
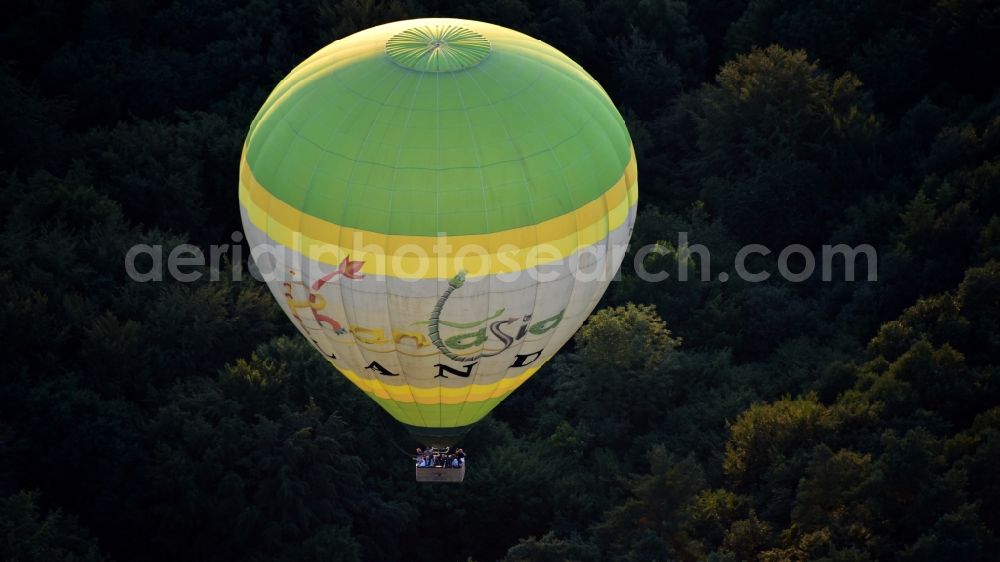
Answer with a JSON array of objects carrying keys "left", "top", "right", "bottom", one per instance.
[{"left": 428, "top": 271, "right": 529, "bottom": 362}]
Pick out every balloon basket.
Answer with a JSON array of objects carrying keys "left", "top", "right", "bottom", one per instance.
[{"left": 415, "top": 463, "right": 465, "bottom": 483}]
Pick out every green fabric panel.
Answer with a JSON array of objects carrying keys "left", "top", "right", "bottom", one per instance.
[
  {"left": 365, "top": 392, "right": 511, "bottom": 428},
  {"left": 245, "top": 27, "right": 631, "bottom": 236}
]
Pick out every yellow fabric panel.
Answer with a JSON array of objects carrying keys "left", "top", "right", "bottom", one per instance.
[
  {"left": 238, "top": 145, "right": 637, "bottom": 279},
  {"left": 331, "top": 361, "right": 543, "bottom": 405},
  {"left": 365, "top": 390, "right": 515, "bottom": 428}
]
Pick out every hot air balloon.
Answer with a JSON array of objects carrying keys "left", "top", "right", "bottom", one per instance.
[{"left": 239, "top": 18, "right": 636, "bottom": 481}]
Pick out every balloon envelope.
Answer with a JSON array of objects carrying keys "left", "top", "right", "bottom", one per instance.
[{"left": 239, "top": 18, "right": 636, "bottom": 443}]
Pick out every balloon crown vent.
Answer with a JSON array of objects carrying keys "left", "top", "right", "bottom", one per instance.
[{"left": 386, "top": 25, "right": 491, "bottom": 72}]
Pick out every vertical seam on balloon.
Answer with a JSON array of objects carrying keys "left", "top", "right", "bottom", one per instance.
[
  {"left": 316, "top": 59, "right": 399, "bottom": 364},
  {"left": 335, "top": 62, "right": 418, "bottom": 426},
  {"left": 435, "top": 68, "right": 443, "bottom": 427},
  {"left": 457, "top": 62, "right": 539, "bottom": 424},
  {"left": 485, "top": 62, "right": 582, "bottom": 410},
  {"left": 448, "top": 66, "right": 494, "bottom": 427},
  {"left": 485, "top": 61, "right": 556, "bottom": 360},
  {"left": 449, "top": 66, "right": 502, "bottom": 425},
  {"left": 578, "top": 134, "right": 629, "bottom": 329},
  {"left": 309, "top": 62, "right": 393, "bottom": 380},
  {"left": 365, "top": 73, "right": 428, "bottom": 426},
  {"left": 281, "top": 66, "right": 384, "bottom": 373},
  {"left": 613, "top": 147, "right": 638, "bottom": 293},
  {"left": 460, "top": 69, "right": 492, "bottom": 233},
  {"left": 376, "top": 64, "right": 433, "bottom": 428},
  {"left": 461, "top": 61, "right": 548, "bottom": 423},
  {"left": 253, "top": 71, "right": 329, "bottom": 351},
  {"left": 469, "top": 53, "right": 538, "bottom": 226},
  {"left": 556, "top": 109, "right": 633, "bottom": 331},
  {"left": 504, "top": 47, "right": 630, "bottom": 183}
]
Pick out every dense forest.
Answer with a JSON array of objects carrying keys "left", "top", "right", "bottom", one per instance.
[{"left": 2, "top": 0, "right": 1000, "bottom": 560}]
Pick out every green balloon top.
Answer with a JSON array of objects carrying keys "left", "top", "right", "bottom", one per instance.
[
  {"left": 244, "top": 18, "right": 632, "bottom": 237},
  {"left": 385, "top": 25, "right": 492, "bottom": 72}
]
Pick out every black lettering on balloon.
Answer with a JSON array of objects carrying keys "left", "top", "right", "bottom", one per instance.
[
  {"left": 510, "top": 349, "right": 542, "bottom": 368},
  {"left": 434, "top": 362, "right": 476, "bottom": 378},
  {"left": 366, "top": 361, "right": 399, "bottom": 377}
]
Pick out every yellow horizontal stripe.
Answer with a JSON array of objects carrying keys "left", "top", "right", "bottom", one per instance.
[
  {"left": 244, "top": 143, "right": 635, "bottom": 252},
  {"left": 239, "top": 147, "right": 637, "bottom": 279},
  {"left": 332, "top": 363, "right": 543, "bottom": 405},
  {"left": 366, "top": 390, "right": 512, "bottom": 428}
]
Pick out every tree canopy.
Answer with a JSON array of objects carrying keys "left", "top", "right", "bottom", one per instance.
[{"left": 1, "top": 0, "right": 998, "bottom": 560}]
